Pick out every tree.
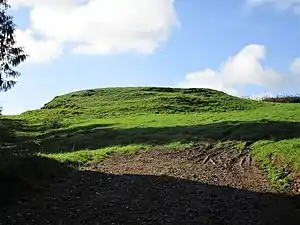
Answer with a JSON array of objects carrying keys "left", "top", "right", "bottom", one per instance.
[{"left": 0, "top": 0, "right": 27, "bottom": 92}]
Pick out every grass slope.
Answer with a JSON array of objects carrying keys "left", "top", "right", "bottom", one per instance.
[
  {"left": 19, "top": 87, "right": 263, "bottom": 122},
  {"left": 1, "top": 87, "right": 300, "bottom": 196}
]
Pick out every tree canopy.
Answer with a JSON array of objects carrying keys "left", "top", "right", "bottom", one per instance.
[{"left": 0, "top": 0, "right": 27, "bottom": 92}]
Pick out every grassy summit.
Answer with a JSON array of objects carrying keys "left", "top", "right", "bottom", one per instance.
[
  {"left": 42, "top": 87, "right": 261, "bottom": 112},
  {"left": 19, "top": 87, "right": 263, "bottom": 122},
  {"left": 1, "top": 87, "right": 300, "bottom": 196}
]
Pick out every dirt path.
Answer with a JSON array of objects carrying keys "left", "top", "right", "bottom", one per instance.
[{"left": 1, "top": 146, "right": 300, "bottom": 224}]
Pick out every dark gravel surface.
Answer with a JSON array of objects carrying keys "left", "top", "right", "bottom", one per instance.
[{"left": 1, "top": 146, "right": 300, "bottom": 225}]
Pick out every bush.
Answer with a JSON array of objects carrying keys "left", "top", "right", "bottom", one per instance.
[
  {"left": 43, "top": 117, "right": 64, "bottom": 129},
  {"left": 81, "top": 89, "right": 96, "bottom": 97},
  {"left": 261, "top": 95, "right": 300, "bottom": 103}
]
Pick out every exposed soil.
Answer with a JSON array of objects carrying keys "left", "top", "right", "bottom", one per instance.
[{"left": 1, "top": 144, "right": 300, "bottom": 225}]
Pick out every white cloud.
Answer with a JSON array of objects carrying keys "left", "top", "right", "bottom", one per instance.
[
  {"left": 11, "top": 0, "right": 179, "bottom": 63},
  {"left": 15, "top": 29, "right": 63, "bottom": 63},
  {"left": 180, "top": 69, "right": 240, "bottom": 96},
  {"left": 179, "top": 44, "right": 300, "bottom": 97},
  {"left": 247, "top": 0, "right": 300, "bottom": 13},
  {"left": 290, "top": 58, "right": 300, "bottom": 74}
]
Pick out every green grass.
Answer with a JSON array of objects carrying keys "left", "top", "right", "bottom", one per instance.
[
  {"left": 44, "top": 142, "right": 192, "bottom": 167},
  {"left": 18, "top": 87, "right": 263, "bottom": 122},
  {"left": 2, "top": 87, "right": 300, "bottom": 193}
]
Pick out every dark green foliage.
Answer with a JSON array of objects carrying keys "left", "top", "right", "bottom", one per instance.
[
  {"left": 43, "top": 118, "right": 64, "bottom": 129},
  {"left": 143, "top": 87, "right": 177, "bottom": 93},
  {"left": 0, "top": 1, "right": 27, "bottom": 92},
  {"left": 81, "top": 89, "right": 96, "bottom": 97},
  {"left": 262, "top": 95, "right": 300, "bottom": 103}
]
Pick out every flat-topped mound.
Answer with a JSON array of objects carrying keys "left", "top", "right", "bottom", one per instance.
[{"left": 22, "top": 87, "right": 263, "bottom": 119}]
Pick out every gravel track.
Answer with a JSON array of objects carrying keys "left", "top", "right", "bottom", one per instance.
[{"left": 1, "top": 146, "right": 300, "bottom": 225}]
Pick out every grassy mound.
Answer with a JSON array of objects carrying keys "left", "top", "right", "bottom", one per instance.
[{"left": 19, "top": 87, "right": 263, "bottom": 122}]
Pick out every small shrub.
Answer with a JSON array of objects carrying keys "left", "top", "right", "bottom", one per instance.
[
  {"left": 50, "top": 120, "right": 63, "bottom": 129},
  {"left": 81, "top": 89, "right": 96, "bottom": 97},
  {"left": 43, "top": 117, "right": 64, "bottom": 129}
]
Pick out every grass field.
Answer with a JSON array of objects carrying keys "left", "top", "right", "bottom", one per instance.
[{"left": 1, "top": 87, "right": 300, "bottom": 198}]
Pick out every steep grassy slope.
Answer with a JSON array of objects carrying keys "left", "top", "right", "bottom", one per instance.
[{"left": 1, "top": 87, "right": 300, "bottom": 192}]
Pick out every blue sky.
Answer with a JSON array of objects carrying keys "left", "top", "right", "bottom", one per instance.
[{"left": 2, "top": 0, "right": 300, "bottom": 114}]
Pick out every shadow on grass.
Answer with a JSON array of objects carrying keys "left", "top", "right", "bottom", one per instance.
[
  {"left": 0, "top": 119, "right": 23, "bottom": 144},
  {"left": 0, "top": 155, "right": 71, "bottom": 208},
  {"left": 0, "top": 119, "right": 72, "bottom": 209},
  {"left": 36, "top": 120, "right": 300, "bottom": 153},
  {"left": 2, "top": 118, "right": 300, "bottom": 154},
  {"left": 0, "top": 118, "right": 51, "bottom": 146},
  {"left": 2, "top": 169, "right": 300, "bottom": 224},
  {"left": 0, "top": 118, "right": 113, "bottom": 156},
  {"left": 0, "top": 118, "right": 49, "bottom": 133}
]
